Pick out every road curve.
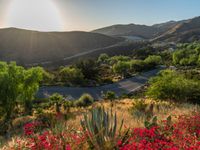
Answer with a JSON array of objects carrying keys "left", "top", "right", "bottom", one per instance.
[{"left": 37, "top": 68, "right": 162, "bottom": 100}]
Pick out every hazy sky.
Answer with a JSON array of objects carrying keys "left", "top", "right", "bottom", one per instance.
[{"left": 0, "top": 0, "right": 199, "bottom": 31}]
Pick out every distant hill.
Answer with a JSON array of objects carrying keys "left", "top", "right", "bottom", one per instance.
[
  {"left": 0, "top": 28, "right": 122, "bottom": 65},
  {"left": 93, "top": 16, "right": 200, "bottom": 42},
  {"left": 92, "top": 24, "right": 157, "bottom": 39},
  {"left": 153, "top": 16, "right": 200, "bottom": 42}
]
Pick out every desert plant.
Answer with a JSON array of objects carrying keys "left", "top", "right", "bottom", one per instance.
[
  {"left": 75, "top": 93, "right": 94, "bottom": 107},
  {"left": 80, "top": 107, "right": 126, "bottom": 150},
  {"left": 49, "top": 93, "right": 64, "bottom": 113}
]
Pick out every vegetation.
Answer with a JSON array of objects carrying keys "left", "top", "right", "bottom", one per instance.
[
  {"left": 2, "top": 41, "right": 200, "bottom": 149},
  {"left": 173, "top": 42, "right": 200, "bottom": 66},
  {"left": 75, "top": 93, "right": 94, "bottom": 107},
  {"left": 59, "top": 67, "right": 84, "bottom": 86},
  {"left": 146, "top": 69, "right": 200, "bottom": 103},
  {"left": 2, "top": 99, "right": 200, "bottom": 150},
  {"left": 80, "top": 107, "right": 125, "bottom": 149},
  {"left": 0, "top": 62, "right": 43, "bottom": 136}
]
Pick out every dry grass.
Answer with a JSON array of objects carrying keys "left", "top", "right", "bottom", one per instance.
[{"left": 66, "top": 99, "right": 200, "bottom": 130}]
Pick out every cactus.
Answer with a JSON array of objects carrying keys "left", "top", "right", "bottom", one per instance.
[{"left": 80, "top": 107, "right": 124, "bottom": 150}]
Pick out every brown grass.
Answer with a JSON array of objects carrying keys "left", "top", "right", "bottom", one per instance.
[{"left": 66, "top": 99, "right": 200, "bottom": 130}]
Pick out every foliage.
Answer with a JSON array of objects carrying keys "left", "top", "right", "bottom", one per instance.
[
  {"left": 80, "top": 107, "right": 125, "bottom": 150},
  {"left": 112, "top": 61, "right": 131, "bottom": 78},
  {"left": 75, "top": 59, "right": 99, "bottom": 80},
  {"left": 49, "top": 93, "right": 64, "bottom": 113},
  {"left": 0, "top": 62, "right": 43, "bottom": 135},
  {"left": 119, "top": 114, "right": 200, "bottom": 150},
  {"left": 97, "top": 53, "right": 109, "bottom": 64},
  {"left": 103, "top": 91, "right": 116, "bottom": 101},
  {"left": 5, "top": 110, "right": 200, "bottom": 150},
  {"left": 59, "top": 67, "right": 84, "bottom": 85},
  {"left": 130, "top": 60, "right": 146, "bottom": 72},
  {"left": 144, "top": 55, "right": 162, "bottom": 68},
  {"left": 108, "top": 55, "right": 131, "bottom": 65},
  {"left": 173, "top": 42, "right": 200, "bottom": 66},
  {"left": 146, "top": 70, "right": 200, "bottom": 103},
  {"left": 75, "top": 93, "right": 94, "bottom": 107}
]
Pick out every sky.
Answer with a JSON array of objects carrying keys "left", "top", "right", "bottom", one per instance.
[{"left": 0, "top": 0, "right": 199, "bottom": 31}]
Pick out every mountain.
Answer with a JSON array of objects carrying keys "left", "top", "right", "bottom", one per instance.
[
  {"left": 153, "top": 16, "right": 200, "bottom": 42},
  {"left": 0, "top": 28, "right": 122, "bottom": 65},
  {"left": 92, "top": 16, "right": 200, "bottom": 42},
  {"left": 92, "top": 24, "right": 157, "bottom": 39}
]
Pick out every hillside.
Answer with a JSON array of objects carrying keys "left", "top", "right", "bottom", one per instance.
[
  {"left": 92, "top": 24, "right": 158, "bottom": 39},
  {"left": 93, "top": 16, "right": 200, "bottom": 42},
  {"left": 0, "top": 28, "right": 122, "bottom": 65},
  {"left": 153, "top": 16, "right": 200, "bottom": 42}
]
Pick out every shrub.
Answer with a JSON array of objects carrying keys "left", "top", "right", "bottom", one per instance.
[
  {"left": 75, "top": 93, "right": 94, "bottom": 107},
  {"left": 97, "top": 53, "right": 109, "bottom": 64},
  {"left": 146, "top": 70, "right": 200, "bottom": 103},
  {"left": 144, "top": 55, "right": 162, "bottom": 68},
  {"left": 49, "top": 93, "right": 64, "bottom": 113},
  {"left": 112, "top": 61, "right": 131, "bottom": 78},
  {"left": 119, "top": 113, "right": 200, "bottom": 150},
  {"left": 104, "top": 91, "right": 116, "bottom": 101},
  {"left": 130, "top": 60, "right": 146, "bottom": 72},
  {"left": 59, "top": 67, "right": 84, "bottom": 85}
]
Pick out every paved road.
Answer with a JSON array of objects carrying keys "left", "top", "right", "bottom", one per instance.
[
  {"left": 37, "top": 68, "right": 162, "bottom": 100},
  {"left": 26, "top": 40, "right": 127, "bottom": 67}
]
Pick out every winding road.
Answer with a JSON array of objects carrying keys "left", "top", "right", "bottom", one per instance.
[{"left": 37, "top": 68, "right": 163, "bottom": 100}]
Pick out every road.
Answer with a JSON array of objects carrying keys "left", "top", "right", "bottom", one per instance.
[
  {"left": 37, "top": 68, "right": 162, "bottom": 100},
  {"left": 26, "top": 40, "right": 127, "bottom": 67}
]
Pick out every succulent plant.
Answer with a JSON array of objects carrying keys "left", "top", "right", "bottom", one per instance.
[{"left": 80, "top": 107, "right": 125, "bottom": 149}]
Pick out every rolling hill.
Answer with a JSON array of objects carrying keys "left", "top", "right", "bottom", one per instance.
[
  {"left": 0, "top": 28, "right": 122, "bottom": 65},
  {"left": 93, "top": 16, "right": 200, "bottom": 42}
]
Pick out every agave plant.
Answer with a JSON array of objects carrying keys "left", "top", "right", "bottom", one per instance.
[{"left": 80, "top": 107, "right": 127, "bottom": 150}]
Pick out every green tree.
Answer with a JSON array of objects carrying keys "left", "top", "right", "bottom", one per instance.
[
  {"left": 0, "top": 62, "right": 43, "bottom": 135},
  {"left": 130, "top": 60, "right": 145, "bottom": 72},
  {"left": 146, "top": 70, "right": 200, "bottom": 103},
  {"left": 21, "top": 67, "right": 43, "bottom": 115},
  {"left": 75, "top": 59, "right": 99, "bottom": 80},
  {"left": 112, "top": 61, "right": 131, "bottom": 78},
  {"left": 97, "top": 53, "right": 109, "bottom": 64},
  {"left": 59, "top": 67, "right": 84, "bottom": 85},
  {"left": 108, "top": 55, "right": 131, "bottom": 65},
  {"left": 144, "top": 55, "right": 162, "bottom": 67}
]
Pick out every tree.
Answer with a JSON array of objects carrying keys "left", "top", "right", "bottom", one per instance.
[
  {"left": 50, "top": 93, "right": 64, "bottom": 113},
  {"left": 146, "top": 70, "right": 200, "bottom": 103},
  {"left": 59, "top": 67, "right": 84, "bottom": 85},
  {"left": 112, "top": 61, "right": 131, "bottom": 78},
  {"left": 130, "top": 60, "right": 145, "bottom": 72},
  {"left": 144, "top": 55, "right": 162, "bottom": 67},
  {"left": 97, "top": 53, "right": 109, "bottom": 64},
  {"left": 75, "top": 59, "right": 99, "bottom": 80},
  {"left": 21, "top": 67, "right": 43, "bottom": 115},
  {"left": 108, "top": 55, "right": 131, "bottom": 65},
  {"left": 0, "top": 62, "right": 43, "bottom": 135}
]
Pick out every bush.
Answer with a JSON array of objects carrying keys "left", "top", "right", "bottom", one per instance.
[
  {"left": 112, "top": 61, "right": 131, "bottom": 78},
  {"left": 130, "top": 60, "right": 146, "bottom": 72},
  {"left": 59, "top": 67, "right": 84, "bottom": 85},
  {"left": 104, "top": 91, "right": 116, "bottom": 101},
  {"left": 146, "top": 70, "right": 200, "bottom": 103},
  {"left": 144, "top": 55, "right": 162, "bottom": 68},
  {"left": 75, "top": 93, "right": 94, "bottom": 107}
]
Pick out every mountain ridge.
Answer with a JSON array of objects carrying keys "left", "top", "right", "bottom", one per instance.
[{"left": 92, "top": 16, "right": 200, "bottom": 42}]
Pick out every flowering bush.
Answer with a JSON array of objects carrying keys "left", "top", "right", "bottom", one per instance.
[
  {"left": 3, "top": 113, "right": 200, "bottom": 150},
  {"left": 119, "top": 113, "right": 200, "bottom": 150}
]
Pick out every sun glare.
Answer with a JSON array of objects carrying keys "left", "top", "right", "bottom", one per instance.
[{"left": 6, "top": 0, "right": 64, "bottom": 31}]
